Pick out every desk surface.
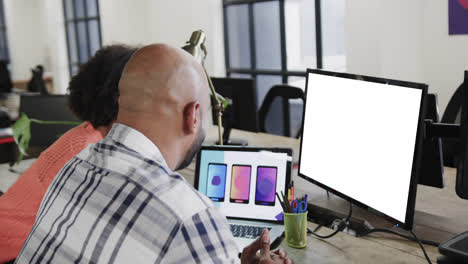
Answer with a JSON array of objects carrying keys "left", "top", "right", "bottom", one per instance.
[
  {"left": 2, "top": 126, "right": 468, "bottom": 263},
  {"left": 190, "top": 126, "right": 468, "bottom": 263}
]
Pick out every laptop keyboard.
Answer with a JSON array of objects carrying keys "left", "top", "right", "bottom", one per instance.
[{"left": 230, "top": 224, "right": 271, "bottom": 239}]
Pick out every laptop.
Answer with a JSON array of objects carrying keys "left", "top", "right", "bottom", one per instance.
[{"left": 195, "top": 146, "right": 292, "bottom": 253}]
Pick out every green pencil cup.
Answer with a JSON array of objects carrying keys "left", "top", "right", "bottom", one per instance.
[{"left": 283, "top": 212, "right": 308, "bottom": 248}]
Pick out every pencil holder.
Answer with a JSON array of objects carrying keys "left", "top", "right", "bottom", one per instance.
[{"left": 283, "top": 212, "right": 308, "bottom": 248}]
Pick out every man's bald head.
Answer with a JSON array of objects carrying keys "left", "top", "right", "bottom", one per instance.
[
  {"left": 119, "top": 44, "right": 207, "bottom": 115},
  {"left": 117, "top": 44, "right": 211, "bottom": 170}
]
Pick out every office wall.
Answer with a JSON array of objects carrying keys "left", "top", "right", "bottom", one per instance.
[
  {"left": 4, "top": 0, "right": 225, "bottom": 94},
  {"left": 422, "top": 1, "right": 468, "bottom": 114},
  {"left": 345, "top": 0, "right": 468, "bottom": 113},
  {"left": 99, "top": 0, "right": 153, "bottom": 46},
  {"left": 4, "top": 0, "right": 69, "bottom": 94},
  {"left": 4, "top": 0, "right": 45, "bottom": 81},
  {"left": 5, "top": 0, "right": 467, "bottom": 105},
  {"left": 39, "top": 0, "right": 70, "bottom": 94},
  {"left": 99, "top": 0, "right": 226, "bottom": 76}
]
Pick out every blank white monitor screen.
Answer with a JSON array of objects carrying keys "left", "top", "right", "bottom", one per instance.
[{"left": 299, "top": 72, "right": 424, "bottom": 225}]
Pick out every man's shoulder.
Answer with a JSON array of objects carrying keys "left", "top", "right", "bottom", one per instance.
[
  {"left": 75, "top": 149, "right": 215, "bottom": 221},
  {"left": 157, "top": 176, "right": 216, "bottom": 220},
  {"left": 70, "top": 137, "right": 218, "bottom": 222}
]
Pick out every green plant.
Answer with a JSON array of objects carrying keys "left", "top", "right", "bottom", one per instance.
[
  {"left": 11, "top": 112, "right": 80, "bottom": 164},
  {"left": 217, "top": 93, "right": 229, "bottom": 109}
]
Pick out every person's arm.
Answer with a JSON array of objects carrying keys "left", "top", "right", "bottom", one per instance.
[{"left": 160, "top": 207, "right": 239, "bottom": 263}]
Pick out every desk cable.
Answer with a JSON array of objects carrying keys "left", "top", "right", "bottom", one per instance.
[
  {"left": 360, "top": 228, "right": 439, "bottom": 247},
  {"left": 307, "top": 202, "right": 353, "bottom": 239},
  {"left": 306, "top": 201, "right": 434, "bottom": 264},
  {"left": 360, "top": 228, "right": 434, "bottom": 264}
]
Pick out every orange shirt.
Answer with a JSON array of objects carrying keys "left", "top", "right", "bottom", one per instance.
[{"left": 0, "top": 122, "right": 102, "bottom": 263}]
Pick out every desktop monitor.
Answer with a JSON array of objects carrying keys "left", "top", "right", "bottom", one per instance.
[
  {"left": 210, "top": 77, "right": 259, "bottom": 145},
  {"left": 298, "top": 69, "right": 427, "bottom": 230},
  {"left": 19, "top": 94, "right": 80, "bottom": 148}
]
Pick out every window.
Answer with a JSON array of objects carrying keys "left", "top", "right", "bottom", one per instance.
[
  {"left": 223, "top": 0, "right": 345, "bottom": 107},
  {"left": 63, "top": 0, "right": 102, "bottom": 77},
  {"left": 0, "top": 0, "right": 10, "bottom": 63}
]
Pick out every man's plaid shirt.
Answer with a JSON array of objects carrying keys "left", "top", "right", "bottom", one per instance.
[{"left": 16, "top": 123, "right": 239, "bottom": 263}]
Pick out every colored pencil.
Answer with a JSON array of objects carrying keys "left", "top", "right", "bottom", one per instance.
[
  {"left": 281, "top": 191, "right": 292, "bottom": 213},
  {"left": 291, "top": 181, "right": 295, "bottom": 200},
  {"left": 276, "top": 192, "right": 286, "bottom": 212}
]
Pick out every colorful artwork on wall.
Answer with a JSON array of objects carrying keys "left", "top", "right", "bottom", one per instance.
[{"left": 449, "top": 0, "right": 468, "bottom": 35}]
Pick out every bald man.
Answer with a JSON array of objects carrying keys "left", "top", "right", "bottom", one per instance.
[{"left": 16, "top": 44, "right": 291, "bottom": 264}]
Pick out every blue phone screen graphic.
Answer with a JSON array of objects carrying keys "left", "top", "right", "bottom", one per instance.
[
  {"left": 255, "top": 166, "right": 277, "bottom": 206},
  {"left": 206, "top": 163, "right": 227, "bottom": 202}
]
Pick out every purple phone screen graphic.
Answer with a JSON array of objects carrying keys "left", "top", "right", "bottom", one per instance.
[
  {"left": 255, "top": 166, "right": 277, "bottom": 206},
  {"left": 212, "top": 176, "right": 221, "bottom": 185}
]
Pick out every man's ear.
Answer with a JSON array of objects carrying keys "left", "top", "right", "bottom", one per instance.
[{"left": 183, "top": 101, "right": 200, "bottom": 135}]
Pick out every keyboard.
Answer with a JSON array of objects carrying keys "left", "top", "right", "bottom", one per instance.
[{"left": 230, "top": 224, "right": 271, "bottom": 239}]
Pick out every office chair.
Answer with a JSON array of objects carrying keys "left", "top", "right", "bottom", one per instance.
[
  {"left": 0, "top": 60, "right": 12, "bottom": 94},
  {"left": 19, "top": 94, "right": 80, "bottom": 156},
  {"left": 440, "top": 71, "right": 468, "bottom": 167},
  {"left": 258, "top": 85, "right": 305, "bottom": 138}
]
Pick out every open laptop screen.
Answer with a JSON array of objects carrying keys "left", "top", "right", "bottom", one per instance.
[{"left": 195, "top": 146, "right": 292, "bottom": 222}]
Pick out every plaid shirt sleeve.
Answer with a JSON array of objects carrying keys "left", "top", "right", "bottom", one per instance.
[{"left": 161, "top": 207, "right": 240, "bottom": 264}]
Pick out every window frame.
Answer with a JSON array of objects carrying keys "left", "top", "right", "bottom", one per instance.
[
  {"left": 63, "top": 0, "right": 102, "bottom": 77},
  {"left": 223, "top": 0, "right": 325, "bottom": 82},
  {"left": 0, "top": 0, "right": 10, "bottom": 63}
]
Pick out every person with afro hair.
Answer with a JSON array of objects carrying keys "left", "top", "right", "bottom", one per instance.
[{"left": 0, "top": 44, "right": 136, "bottom": 263}]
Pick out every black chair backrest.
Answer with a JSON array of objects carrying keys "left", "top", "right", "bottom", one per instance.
[
  {"left": 441, "top": 71, "right": 468, "bottom": 167},
  {"left": 0, "top": 60, "right": 12, "bottom": 94},
  {"left": 19, "top": 94, "right": 80, "bottom": 148},
  {"left": 258, "top": 85, "right": 305, "bottom": 138}
]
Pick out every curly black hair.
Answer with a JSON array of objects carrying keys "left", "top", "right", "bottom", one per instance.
[{"left": 68, "top": 44, "right": 137, "bottom": 127}]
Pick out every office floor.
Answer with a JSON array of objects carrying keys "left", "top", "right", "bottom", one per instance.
[{"left": 0, "top": 158, "right": 35, "bottom": 193}]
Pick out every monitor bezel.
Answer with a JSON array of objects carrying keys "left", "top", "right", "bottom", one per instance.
[
  {"left": 195, "top": 145, "right": 292, "bottom": 224},
  {"left": 297, "top": 68, "right": 428, "bottom": 230}
]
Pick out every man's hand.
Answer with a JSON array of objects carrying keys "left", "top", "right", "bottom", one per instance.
[{"left": 240, "top": 229, "right": 293, "bottom": 264}]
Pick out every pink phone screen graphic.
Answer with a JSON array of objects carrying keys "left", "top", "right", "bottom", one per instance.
[{"left": 230, "top": 165, "right": 251, "bottom": 203}]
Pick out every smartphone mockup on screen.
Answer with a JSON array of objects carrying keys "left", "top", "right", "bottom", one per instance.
[
  {"left": 255, "top": 166, "right": 278, "bottom": 206},
  {"left": 230, "top": 165, "right": 252, "bottom": 204},
  {"left": 206, "top": 163, "right": 227, "bottom": 202}
]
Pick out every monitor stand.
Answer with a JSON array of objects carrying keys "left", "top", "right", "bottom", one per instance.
[
  {"left": 306, "top": 201, "right": 372, "bottom": 237},
  {"left": 215, "top": 126, "right": 248, "bottom": 146}
]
